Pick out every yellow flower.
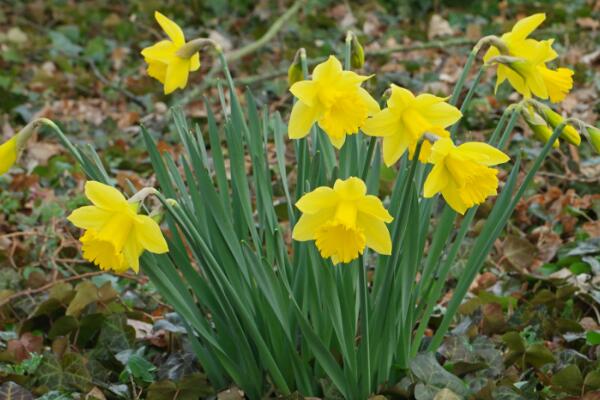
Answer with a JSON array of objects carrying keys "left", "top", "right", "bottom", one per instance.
[
  {"left": 0, "top": 136, "right": 18, "bottom": 176},
  {"left": 292, "top": 177, "right": 393, "bottom": 264},
  {"left": 288, "top": 56, "right": 379, "bottom": 149},
  {"left": 141, "top": 11, "right": 200, "bottom": 94},
  {"left": 424, "top": 138, "right": 510, "bottom": 214},
  {"left": 362, "top": 85, "right": 462, "bottom": 166},
  {"left": 539, "top": 106, "right": 580, "bottom": 146},
  {"left": 68, "top": 181, "right": 169, "bottom": 273},
  {"left": 484, "top": 13, "right": 574, "bottom": 103}
]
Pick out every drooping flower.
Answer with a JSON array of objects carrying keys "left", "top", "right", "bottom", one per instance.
[
  {"left": 0, "top": 136, "right": 18, "bottom": 176},
  {"left": 68, "top": 181, "right": 168, "bottom": 273},
  {"left": 141, "top": 11, "right": 200, "bottom": 94},
  {"left": 538, "top": 105, "right": 581, "bottom": 146},
  {"left": 424, "top": 138, "right": 510, "bottom": 214},
  {"left": 362, "top": 85, "right": 462, "bottom": 166},
  {"left": 484, "top": 13, "right": 574, "bottom": 103},
  {"left": 292, "top": 177, "right": 393, "bottom": 264},
  {"left": 288, "top": 56, "right": 379, "bottom": 149}
]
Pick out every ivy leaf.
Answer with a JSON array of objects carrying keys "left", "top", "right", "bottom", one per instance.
[
  {"left": 409, "top": 353, "right": 468, "bottom": 396},
  {"left": 35, "top": 352, "right": 92, "bottom": 392},
  {"left": 0, "top": 382, "right": 34, "bottom": 400}
]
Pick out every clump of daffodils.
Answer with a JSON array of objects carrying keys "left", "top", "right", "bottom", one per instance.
[
  {"left": 292, "top": 177, "right": 393, "bottom": 264},
  {"left": 68, "top": 181, "right": 168, "bottom": 273},
  {"left": 484, "top": 13, "right": 574, "bottom": 103}
]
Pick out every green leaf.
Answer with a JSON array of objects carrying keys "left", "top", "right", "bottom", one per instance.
[
  {"left": 584, "top": 370, "right": 600, "bottom": 391},
  {"left": 0, "top": 382, "right": 34, "bottom": 400},
  {"left": 120, "top": 353, "right": 156, "bottom": 383},
  {"left": 551, "top": 364, "right": 583, "bottom": 394},
  {"left": 502, "top": 332, "right": 526, "bottom": 353},
  {"left": 65, "top": 281, "right": 98, "bottom": 317},
  {"left": 48, "top": 316, "right": 79, "bottom": 340},
  {"left": 409, "top": 354, "right": 468, "bottom": 396},
  {"left": 147, "top": 373, "right": 213, "bottom": 400},
  {"left": 524, "top": 343, "right": 555, "bottom": 369},
  {"left": 35, "top": 352, "right": 92, "bottom": 392}
]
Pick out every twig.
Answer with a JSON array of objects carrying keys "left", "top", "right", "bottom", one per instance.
[{"left": 87, "top": 59, "right": 148, "bottom": 110}]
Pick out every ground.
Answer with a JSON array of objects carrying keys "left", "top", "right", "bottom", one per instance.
[{"left": 0, "top": 1, "right": 599, "bottom": 399}]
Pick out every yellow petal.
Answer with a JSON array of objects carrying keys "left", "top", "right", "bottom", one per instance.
[
  {"left": 85, "top": 181, "right": 128, "bottom": 211},
  {"left": 134, "top": 215, "right": 169, "bottom": 254},
  {"left": 358, "top": 195, "right": 393, "bottom": 223},
  {"left": 483, "top": 45, "right": 500, "bottom": 64},
  {"left": 509, "top": 13, "right": 545, "bottom": 42},
  {"left": 68, "top": 206, "right": 113, "bottom": 230},
  {"left": 382, "top": 131, "right": 411, "bottom": 166},
  {"left": 333, "top": 177, "right": 367, "bottom": 200},
  {"left": 164, "top": 57, "right": 190, "bottom": 94},
  {"left": 141, "top": 40, "right": 177, "bottom": 63},
  {"left": 362, "top": 109, "right": 399, "bottom": 138},
  {"left": 358, "top": 87, "right": 380, "bottom": 115},
  {"left": 288, "top": 101, "right": 318, "bottom": 139},
  {"left": 154, "top": 11, "right": 185, "bottom": 46},
  {"left": 123, "top": 237, "right": 143, "bottom": 273},
  {"left": 292, "top": 211, "right": 331, "bottom": 241},
  {"left": 312, "top": 55, "right": 343, "bottom": 82},
  {"left": 423, "top": 163, "right": 449, "bottom": 198},
  {"left": 428, "top": 137, "right": 454, "bottom": 164},
  {"left": 457, "top": 142, "right": 510, "bottom": 166},
  {"left": 290, "top": 81, "right": 317, "bottom": 106},
  {"left": 538, "top": 66, "right": 573, "bottom": 103},
  {"left": 357, "top": 214, "right": 392, "bottom": 255},
  {"left": 189, "top": 53, "right": 201, "bottom": 71},
  {"left": 328, "top": 135, "right": 346, "bottom": 149},
  {"left": 387, "top": 85, "right": 415, "bottom": 109},
  {"left": 441, "top": 184, "right": 469, "bottom": 215},
  {"left": 413, "top": 95, "right": 462, "bottom": 128},
  {"left": 0, "top": 136, "right": 18, "bottom": 175},
  {"left": 296, "top": 187, "right": 339, "bottom": 214},
  {"left": 146, "top": 61, "right": 167, "bottom": 84}
]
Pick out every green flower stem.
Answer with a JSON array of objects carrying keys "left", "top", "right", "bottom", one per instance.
[
  {"left": 449, "top": 48, "right": 478, "bottom": 106},
  {"left": 358, "top": 255, "right": 372, "bottom": 397},
  {"left": 488, "top": 106, "right": 513, "bottom": 145},
  {"left": 360, "top": 136, "right": 377, "bottom": 181},
  {"left": 344, "top": 31, "right": 353, "bottom": 70},
  {"left": 497, "top": 105, "right": 522, "bottom": 149},
  {"left": 450, "top": 64, "right": 488, "bottom": 139}
]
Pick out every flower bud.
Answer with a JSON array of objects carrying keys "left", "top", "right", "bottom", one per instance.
[
  {"left": 586, "top": 125, "right": 600, "bottom": 154},
  {"left": 288, "top": 49, "right": 304, "bottom": 87},
  {"left": 350, "top": 35, "right": 365, "bottom": 69},
  {"left": 0, "top": 136, "right": 18, "bottom": 176},
  {"left": 522, "top": 109, "right": 559, "bottom": 148},
  {"left": 538, "top": 105, "right": 581, "bottom": 146}
]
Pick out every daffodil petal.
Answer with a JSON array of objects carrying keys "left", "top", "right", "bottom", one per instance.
[
  {"left": 68, "top": 206, "right": 113, "bottom": 230},
  {"left": 382, "top": 131, "right": 411, "bottom": 166},
  {"left": 135, "top": 215, "right": 169, "bottom": 254},
  {"left": 290, "top": 81, "right": 317, "bottom": 106},
  {"left": 0, "top": 136, "right": 18, "bottom": 175},
  {"left": 288, "top": 101, "right": 317, "bottom": 139},
  {"left": 358, "top": 87, "right": 380, "bottom": 115},
  {"left": 387, "top": 85, "right": 415, "bottom": 109},
  {"left": 423, "top": 163, "right": 450, "bottom": 198},
  {"left": 333, "top": 177, "right": 367, "bottom": 200},
  {"left": 312, "top": 55, "right": 343, "bottom": 81},
  {"left": 292, "top": 211, "right": 330, "bottom": 241},
  {"left": 358, "top": 214, "right": 392, "bottom": 255},
  {"left": 146, "top": 61, "right": 167, "bottom": 84},
  {"left": 141, "top": 40, "right": 177, "bottom": 63},
  {"left": 457, "top": 142, "right": 510, "bottom": 166},
  {"left": 164, "top": 57, "right": 190, "bottom": 94},
  {"left": 358, "top": 195, "right": 393, "bottom": 223},
  {"left": 154, "top": 11, "right": 185, "bottom": 46},
  {"left": 414, "top": 96, "right": 462, "bottom": 128},
  {"left": 361, "top": 109, "right": 399, "bottom": 138},
  {"left": 296, "top": 187, "right": 338, "bottom": 214},
  {"left": 85, "top": 181, "right": 128, "bottom": 211},
  {"left": 189, "top": 53, "right": 201, "bottom": 71},
  {"left": 509, "top": 13, "right": 545, "bottom": 42}
]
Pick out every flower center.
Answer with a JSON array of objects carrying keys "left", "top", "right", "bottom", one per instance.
[
  {"left": 315, "top": 220, "right": 366, "bottom": 264},
  {"left": 318, "top": 90, "right": 369, "bottom": 139}
]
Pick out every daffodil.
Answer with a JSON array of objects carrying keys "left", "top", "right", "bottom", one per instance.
[
  {"left": 424, "top": 138, "right": 510, "bottom": 214},
  {"left": 68, "top": 181, "right": 168, "bottom": 273},
  {"left": 539, "top": 106, "right": 581, "bottom": 146},
  {"left": 292, "top": 177, "right": 393, "bottom": 264},
  {"left": 362, "top": 85, "right": 462, "bottom": 166},
  {"left": 288, "top": 56, "right": 379, "bottom": 149},
  {"left": 141, "top": 11, "right": 200, "bottom": 94},
  {"left": 484, "top": 13, "right": 574, "bottom": 103},
  {"left": 0, "top": 136, "right": 18, "bottom": 176}
]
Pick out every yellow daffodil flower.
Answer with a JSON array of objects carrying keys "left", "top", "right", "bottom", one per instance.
[
  {"left": 141, "top": 11, "right": 200, "bottom": 94},
  {"left": 292, "top": 177, "right": 393, "bottom": 264},
  {"left": 288, "top": 56, "right": 379, "bottom": 149},
  {"left": 539, "top": 106, "right": 581, "bottom": 146},
  {"left": 484, "top": 13, "right": 574, "bottom": 103},
  {"left": 362, "top": 85, "right": 462, "bottom": 166},
  {"left": 0, "top": 137, "right": 18, "bottom": 176},
  {"left": 68, "top": 181, "right": 169, "bottom": 273},
  {"left": 424, "top": 138, "right": 510, "bottom": 214}
]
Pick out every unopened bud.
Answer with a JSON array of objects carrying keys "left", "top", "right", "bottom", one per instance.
[
  {"left": 288, "top": 49, "right": 305, "bottom": 87},
  {"left": 538, "top": 105, "right": 581, "bottom": 146},
  {"left": 522, "top": 109, "right": 559, "bottom": 149},
  {"left": 586, "top": 126, "right": 600, "bottom": 154},
  {"left": 350, "top": 35, "right": 365, "bottom": 69}
]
